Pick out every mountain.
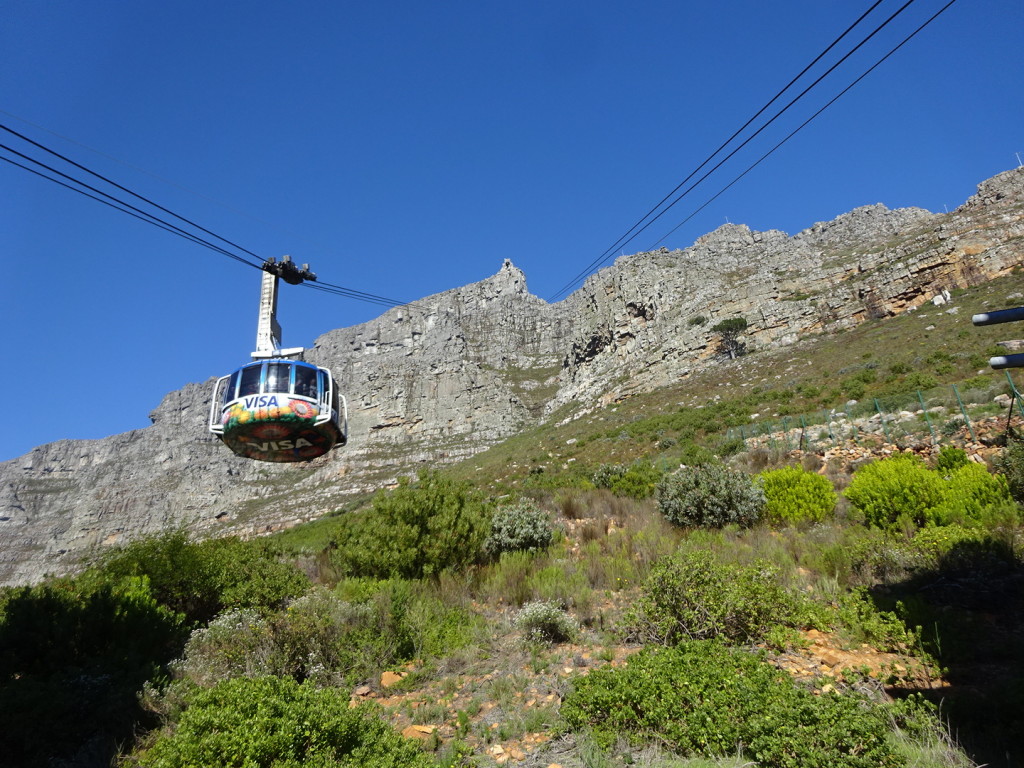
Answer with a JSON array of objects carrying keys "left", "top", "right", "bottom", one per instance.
[{"left": 2, "top": 168, "right": 1023, "bottom": 585}]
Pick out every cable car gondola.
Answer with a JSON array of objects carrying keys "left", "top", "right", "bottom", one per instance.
[
  {"left": 209, "top": 359, "right": 346, "bottom": 462},
  {"left": 208, "top": 257, "right": 348, "bottom": 462}
]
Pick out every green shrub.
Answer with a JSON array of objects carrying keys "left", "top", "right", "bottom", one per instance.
[
  {"left": 95, "top": 531, "right": 309, "bottom": 625},
  {"left": 133, "top": 675, "right": 438, "bottom": 767},
  {"left": 0, "top": 575, "right": 185, "bottom": 766},
  {"left": 940, "top": 418, "right": 964, "bottom": 437},
  {"left": 846, "top": 454, "right": 1013, "bottom": 532},
  {"left": 173, "top": 582, "right": 480, "bottom": 690},
  {"left": 759, "top": 466, "right": 837, "bottom": 524},
  {"left": 514, "top": 600, "right": 578, "bottom": 644},
  {"left": 656, "top": 464, "right": 764, "bottom": 528},
  {"left": 561, "top": 641, "right": 903, "bottom": 768},
  {"left": 484, "top": 500, "right": 553, "bottom": 558},
  {"left": 675, "top": 441, "right": 716, "bottom": 465},
  {"left": 329, "top": 471, "right": 491, "bottom": 579},
  {"left": 172, "top": 608, "right": 272, "bottom": 686},
  {"left": 995, "top": 439, "right": 1024, "bottom": 504},
  {"left": 844, "top": 454, "right": 946, "bottom": 531},
  {"left": 622, "top": 550, "right": 812, "bottom": 645},
  {"left": 830, "top": 588, "right": 921, "bottom": 653},
  {"left": 911, "top": 525, "right": 987, "bottom": 563},
  {"left": 591, "top": 463, "right": 625, "bottom": 489},
  {"left": 592, "top": 461, "right": 662, "bottom": 498},
  {"left": 930, "top": 462, "right": 1012, "bottom": 526},
  {"left": 934, "top": 446, "right": 970, "bottom": 474},
  {"left": 609, "top": 460, "right": 662, "bottom": 499},
  {"left": 715, "top": 435, "right": 746, "bottom": 457},
  {"left": 838, "top": 529, "right": 923, "bottom": 586}
]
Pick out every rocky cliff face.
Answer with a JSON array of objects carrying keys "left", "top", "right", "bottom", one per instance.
[{"left": 3, "top": 168, "right": 1023, "bottom": 584}]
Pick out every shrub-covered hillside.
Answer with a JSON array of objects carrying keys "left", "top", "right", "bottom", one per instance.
[{"left": 3, "top": 437, "right": 1023, "bottom": 767}]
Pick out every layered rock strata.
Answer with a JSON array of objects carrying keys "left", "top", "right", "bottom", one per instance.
[{"left": 2, "top": 168, "right": 1022, "bottom": 584}]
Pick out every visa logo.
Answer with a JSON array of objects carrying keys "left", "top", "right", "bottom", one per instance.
[
  {"left": 255, "top": 438, "right": 314, "bottom": 452},
  {"left": 243, "top": 395, "right": 280, "bottom": 409}
]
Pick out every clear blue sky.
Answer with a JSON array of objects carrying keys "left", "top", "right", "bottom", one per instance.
[{"left": 2, "top": 0, "right": 1021, "bottom": 462}]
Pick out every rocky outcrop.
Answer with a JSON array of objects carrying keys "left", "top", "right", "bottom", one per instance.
[
  {"left": 2, "top": 168, "right": 1023, "bottom": 584},
  {"left": 553, "top": 169, "right": 1024, "bottom": 407}
]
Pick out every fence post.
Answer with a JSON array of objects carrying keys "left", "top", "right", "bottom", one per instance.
[
  {"left": 823, "top": 410, "right": 836, "bottom": 445},
  {"left": 952, "top": 384, "right": 977, "bottom": 442},
  {"left": 917, "top": 390, "right": 938, "bottom": 446},
  {"left": 1006, "top": 371, "right": 1024, "bottom": 422},
  {"left": 873, "top": 398, "right": 892, "bottom": 444}
]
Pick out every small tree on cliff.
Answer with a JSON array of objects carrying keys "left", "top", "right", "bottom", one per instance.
[{"left": 711, "top": 317, "right": 749, "bottom": 359}]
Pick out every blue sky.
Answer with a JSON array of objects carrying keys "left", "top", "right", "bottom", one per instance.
[{"left": 2, "top": 0, "right": 1022, "bottom": 462}]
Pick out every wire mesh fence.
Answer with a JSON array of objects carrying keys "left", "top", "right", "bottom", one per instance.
[{"left": 729, "top": 372, "right": 1024, "bottom": 453}]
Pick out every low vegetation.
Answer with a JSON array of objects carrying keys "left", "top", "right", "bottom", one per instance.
[{"left": 4, "top": 439, "right": 1021, "bottom": 767}]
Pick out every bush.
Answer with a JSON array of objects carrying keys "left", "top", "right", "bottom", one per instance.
[
  {"left": 484, "top": 500, "right": 553, "bottom": 558},
  {"left": 591, "top": 463, "right": 626, "bottom": 489},
  {"left": 934, "top": 446, "right": 970, "bottom": 475},
  {"left": 995, "top": 439, "right": 1024, "bottom": 504},
  {"left": 845, "top": 454, "right": 1013, "bottom": 531},
  {"left": 759, "top": 466, "right": 837, "bottom": 524},
  {"left": 329, "top": 471, "right": 491, "bottom": 579},
  {"left": 171, "top": 608, "right": 273, "bottom": 687},
  {"left": 560, "top": 641, "right": 904, "bottom": 768},
  {"left": 911, "top": 525, "right": 988, "bottom": 563},
  {"left": 133, "top": 675, "right": 438, "bottom": 767},
  {"left": 930, "top": 462, "right": 1012, "bottom": 526},
  {"left": 844, "top": 454, "right": 946, "bottom": 531},
  {"left": 173, "top": 582, "right": 480, "bottom": 689},
  {"left": 95, "top": 531, "right": 309, "bottom": 625},
  {"left": 830, "top": 588, "right": 921, "bottom": 653},
  {"left": 622, "top": 550, "right": 812, "bottom": 645},
  {"left": 609, "top": 460, "right": 662, "bottom": 499},
  {"left": 0, "top": 575, "right": 185, "bottom": 766},
  {"left": 656, "top": 464, "right": 764, "bottom": 528},
  {"left": 514, "top": 600, "right": 578, "bottom": 644}
]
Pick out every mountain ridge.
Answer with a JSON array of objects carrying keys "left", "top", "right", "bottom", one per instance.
[{"left": 2, "top": 167, "right": 1022, "bottom": 585}]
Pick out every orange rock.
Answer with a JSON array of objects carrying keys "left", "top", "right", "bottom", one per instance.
[
  {"left": 818, "top": 649, "right": 844, "bottom": 667},
  {"left": 380, "top": 670, "right": 406, "bottom": 688},
  {"left": 401, "top": 724, "right": 436, "bottom": 741}
]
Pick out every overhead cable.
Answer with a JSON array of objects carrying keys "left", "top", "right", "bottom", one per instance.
[
  {"left": 0, "top": 108, "right": 345, "bottom": 257},
  {"left": 0, "top": 153, "right": 255, "bottom": 262},
  {"left": 0, "top": 127, "right": 414, "bottom": 310},
  {"left": 548, "top": 0, "right": 927, "bottom": 301},
  {"left": 647, "top": 0, "right": 960, "bottom": 250},
  {"left": 547, "top": 0, "right": 891, "bottom": 301},
  {"left": 0, "top": 121, "right": 268, "bottom": 266},
  {"left": 0, "top": 141, "right": 262, "bottom": 269}
]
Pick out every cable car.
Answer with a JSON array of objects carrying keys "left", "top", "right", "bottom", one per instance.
[
  {"left": 208, "top": 256, "right": 348, "bottom": 462},
  {"left": 208, "top": 359, "right": 347, "bottom": 462}
]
